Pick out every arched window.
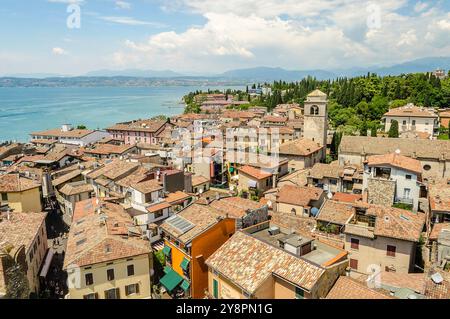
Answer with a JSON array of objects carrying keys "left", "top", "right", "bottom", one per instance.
[
  {"left": 310, "top": 105, "right": 319, "bottom": 115},
  {"left": 291, "top": 208, "right": 296, "bottom": 215}
]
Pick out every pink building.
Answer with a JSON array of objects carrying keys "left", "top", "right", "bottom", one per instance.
[{"left": 106, "top": 119, "right": 172, "bottom": 145}]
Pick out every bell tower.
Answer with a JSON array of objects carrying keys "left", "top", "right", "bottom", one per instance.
[{"left": 303, "top": 89, "right": 328, "bottom": 148}]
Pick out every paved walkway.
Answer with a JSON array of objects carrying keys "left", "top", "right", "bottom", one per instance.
[{"left": 40, "top": 203, "right": 70, "bottom": 299}]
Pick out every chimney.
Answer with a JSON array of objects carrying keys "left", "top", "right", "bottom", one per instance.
[{"left": 61, "top": 124, "right": 73, "bottom": 132}]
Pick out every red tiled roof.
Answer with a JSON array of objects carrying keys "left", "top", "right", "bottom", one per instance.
[
  {"left": 277, "top": 185, "right": 323, "bottom": 207},
  {"left": 239, "top": 165, "right": 272, "bottom": 180},
  {"left": 367, "top": 153, "right": 422, "bottom": 174}
]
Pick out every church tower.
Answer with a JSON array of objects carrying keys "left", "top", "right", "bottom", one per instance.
[{"left": 303, "top": 89, "right": 328, "bottom": 148}]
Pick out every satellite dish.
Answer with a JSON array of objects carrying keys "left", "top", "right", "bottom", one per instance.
[
  {"left": 267, "top": 200, "right": 272, "bottom": 208},
  {"left": 199, "top": 188, "right": 204, "bottom": 194},
  {"left": 327, "top": 191, "right": 333, "bottom": 199},
  {"left": 395, "top": 149, "right": 401, "bottom": 155}
]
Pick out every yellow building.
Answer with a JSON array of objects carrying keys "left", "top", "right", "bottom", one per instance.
[
  {"left": 159, "top": 203, "right": 236, "bottom": 299},
  {"left": 206, "top": 223, "right": 348, "bottom": 299},
  {"left": 64, "top": 198, "right": 152, "bottom": 299},
  {"left": 0, "top": 212, "right": 48, "bottom": 297},
  {"left": 0, "top": 173, "right": 42, "bottom": 213}
]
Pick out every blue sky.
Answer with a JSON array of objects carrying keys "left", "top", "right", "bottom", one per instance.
[{"left": 0, "top": 0, "right": 449, "bottom": 75}]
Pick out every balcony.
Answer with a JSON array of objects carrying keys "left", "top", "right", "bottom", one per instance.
[{"left": 395, "top": 197, "right": 414, "bottom": 205}]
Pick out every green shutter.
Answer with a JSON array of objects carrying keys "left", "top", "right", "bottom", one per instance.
[
  {"left": 181, "top": 280, "right": 190, "bottom": 291},
  {"left": 180, "top": 257, "right": 190, "bottom": 271},
  {"left": 213, "top": 279, "right": 219, "bottom": 299},
  {"left": 162, "top": 245, "right": 171, "bottom": 256}
]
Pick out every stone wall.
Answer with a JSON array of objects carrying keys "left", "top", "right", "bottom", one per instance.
[{"left": 367, "top": 178, "right": 396, "bottom": 207}]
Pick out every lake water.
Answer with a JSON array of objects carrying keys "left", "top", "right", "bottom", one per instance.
[{"left": 0, "top": 86, "right": 238, "bottom": 142}]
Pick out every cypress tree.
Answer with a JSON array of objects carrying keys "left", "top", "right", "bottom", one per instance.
[{"left": 388, "top": 120, "right": 399, "bottom": 138}]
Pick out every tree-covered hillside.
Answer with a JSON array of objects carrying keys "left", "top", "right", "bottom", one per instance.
[{"left": 184, "top": 71, "right": 450, "bottom": 136}]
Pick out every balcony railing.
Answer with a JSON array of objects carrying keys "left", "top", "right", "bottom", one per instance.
[{"left": 395, "top": 197, "right": 414, "bottom": 205}]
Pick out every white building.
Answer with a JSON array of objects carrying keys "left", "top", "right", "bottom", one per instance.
[
  {"left": 362, "top": 152, "right": 423, "bottom": 212},
  {"left": 129, "top": 179, "right": 172, "bottom": 243},
  {"left": 30, "top": 124, "right": 110, "bottom": 147},
  {"left": 382, "top": 104, "right": 439, "bottom": 137}
]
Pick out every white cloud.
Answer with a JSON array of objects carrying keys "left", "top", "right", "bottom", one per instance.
[
  {"left": 52, "top": 47, "right": 68, "bottom": 55},
  {"left": 115, "top": 1, "right": 131, "bottom": 10},
  {"left": 414, "top": 1, "right": 428, "bottom": 13},
  {"left": 100, "top": 16, "right": 165, "bottom": 27}
]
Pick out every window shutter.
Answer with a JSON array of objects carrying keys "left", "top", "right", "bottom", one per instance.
[{"left": 136, "top": 283, "right": 140, "bottom": 294}]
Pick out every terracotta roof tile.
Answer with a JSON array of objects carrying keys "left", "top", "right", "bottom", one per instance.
[
  {"left": 279, "top": 138, "right": 323, "bottom": 156},
  {"left": 277, "top": 185, "right": 323, "bottom": 207},
  {"left": 239, "top": 165, "right": 272, "bottom": 180},
  {"left": 367, "top": 153, "right": 422, "bottom": 174},
  {"left": 384, "top": 105, "right": 438, "bottom": 118},
  {"left": 131, "top": 179, "right": 163, "bottom": 194},
  {"left": 339, "top": 136, "right": 450, "bottom": 161},
  {"left": 206, "top": 231, "right": 325, "bottom": 293},
  {"left": 326, "top": 276, "right": 394, "bottom": 299},
  {"left": 0, "top": 174, "right": 41, "bottom": 192},
  {"left": 160, "top": 203, "right": 223, "bottom": 244},
  {"left": 317, "top": 200, "right": 355, "bottom": 226},
  {"left": 210, "top": 196, "right": 267, "bottom": 218},
  {"left": 0, "top": 212, "right": 46, "bottom": 252},
  {"left": 64, "top": 198, "right": 149, "bottom": 269}
]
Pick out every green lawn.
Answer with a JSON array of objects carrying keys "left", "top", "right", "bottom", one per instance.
[{"left": 438, "top": 134, "right": 449, "bottom": 140}]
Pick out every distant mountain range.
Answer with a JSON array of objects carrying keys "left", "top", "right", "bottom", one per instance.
[
  {"left": 84, "top": 69, "right": 184, "bottom": 78},
  {"left": 1, "top": 56, "right": 448, "bottom": 86},
  {"left": 218, "top": 57, "right": 450, "bottom": 80}
]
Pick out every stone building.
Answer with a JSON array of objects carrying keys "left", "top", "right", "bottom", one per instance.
[{"left": 303, "top": 89, "right": 328, "bottom": 149}]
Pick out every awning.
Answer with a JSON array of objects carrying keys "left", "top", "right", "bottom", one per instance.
[
  {"left": 39, "top": 249, "right": 54, "bottom": 278},
  {"left": 164, "top": 266, "right": 172, "bottom": 274},
  {"left": 160, "top": 268, "right": 183, "bottom": 293},
  {"left": 181, "top": 280, "right": 190, "bottom": 291},
  {"left": 162, "top": 245, "right": 171, "bottom": 256},
  {"left": 248, "top": 180, "right": 257, "bottom": 188},
  {"left": 180, "top": 257, "right": 190, "bottom": 271}
]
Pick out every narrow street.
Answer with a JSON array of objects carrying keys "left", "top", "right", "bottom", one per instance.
[{"left": 40, "top": 201, "right": 70, "bottom": 299}]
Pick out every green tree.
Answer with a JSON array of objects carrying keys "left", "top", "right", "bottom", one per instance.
[
  {"left": 76, "top": 125, "right": 87, "bottom": 130},
  {"left": 371, "top": 125, "right": 378, "bottom": 137},
  {"left": 388, "top": 120, "right": 399, "bottom": 138}
]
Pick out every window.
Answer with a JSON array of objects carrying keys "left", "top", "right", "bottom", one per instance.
[
  {"left": 310, "top": 105, "right": 319, "bottom": 115},
  {"left": 423, "top": 165, "right": 431, "bottom": 171},
  {"left": 85, "top": 273, "right": 94, "bottom": 286},
  {"left": 330, "top": 179, "right": 337, "bottom": 185},
  {"left": 402, "top": 120, "right": 406, "bottom": 125},
  {"left": 125, "top": 284, "right": 139, "bottom": 296},
  {"left": 350, "top": 238, "right": 359, "bottom": 250},
  {"left": 83, "top": 293, "right": 98, "bottom": 299},
  {"left": 405, "top": 174, "right": 412, "bottom": 180},
  {"left": 387, "top": 245, "right": 396, "bottom": 257},
  {"left": 1, "top": 193, "right": 7, "bottom": 201},
  {"left": 295, "top": 287, "right": 305, "bottom": 299},
  {"left": 350, "top": 259, "right": 358, "bottom": 270},
  {"left": 104, "top": 288, "right": 120, "bottom": 299},
  {"left": 107, "top": 269, "right": 115, "bottom": 281},
  {"left": 127, "top": 265, "right": 135, "bottom": 276},
  {"left": 412, "top": 120, "right": 416, "bottom": 126},
  {"left": 403, "top": 188, "right": 411, "bottom": 199}
]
